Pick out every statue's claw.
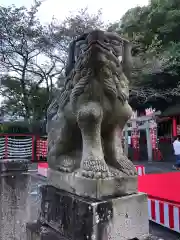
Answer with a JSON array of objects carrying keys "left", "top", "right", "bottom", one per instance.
[
  {"left": 81, "top": 157, "right": 110, "bottom": 179},
  {"left": 81, "top": 169, "right": 110, "bottom": 179},
  {"left": 57, "top": 157, "right": 75, "bottom": 173},
  {"left": 113, "top": 155, "right": 137, "bottom": 176},
  {"left": 58, "top": 166, "right": 73, "bottom": 173}
]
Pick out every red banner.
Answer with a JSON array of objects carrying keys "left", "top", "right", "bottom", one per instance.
[
  {"left": 150, "top": 127, "right": 157, "bottom": 150},
  {"left": 150, "top": 126, "right": 162, "bottom": 161},
  {"left": 131, "top": 125, "right": 140, "bottom": 160}
]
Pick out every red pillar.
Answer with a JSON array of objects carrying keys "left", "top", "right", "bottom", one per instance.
[{"left": 172, "top": 117, "right": 177, "bottom": 137}]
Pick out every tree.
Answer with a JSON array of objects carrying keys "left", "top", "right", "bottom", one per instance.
[
  {"left": 0, "top": 76, "right": 50, "bottom": 121},
  {"left": 108, "top": 0, "right": 180, "bottom": 109},
  {"left": 0, "top": 5, "right": 105, "bottom": 121},
  {"left": 0, "top": 2, "right": 43, "bottom": 119},
  {"left": 43, "top": 8, "right": 105, "bottom": 85},
  {"left": 0, "top": 2, "right": 63, "bottom": 121}
]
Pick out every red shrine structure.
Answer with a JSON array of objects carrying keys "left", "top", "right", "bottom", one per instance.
[
  {"left": 124, "top": 105, "right": 180, "bottom": 162},
  {"left": 158, "top": 104, "right": 180, "bottom": 138}
]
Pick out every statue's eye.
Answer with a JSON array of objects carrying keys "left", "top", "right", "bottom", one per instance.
[
  {"left": 111, "top": 40, "right": 119, "bottom": 45},
  {"left": 81, "top": 69, "right": 86, "bottom": 77},
  {"left": 104, "top": 38, "right": 109, "bottom": 44},
  {"left": 103, "top": 70, "right": 110, "bottom": 78}
]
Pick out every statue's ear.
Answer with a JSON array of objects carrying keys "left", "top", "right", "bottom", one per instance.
[
  {"left": 122, "top": 40, "right": 132, "bottom": 80},
  {"left": 65, "top": 33, "right": 89, "bottom": 76},
  {"left": 65, "top": 40, "right": 76, "bottom": 76}
]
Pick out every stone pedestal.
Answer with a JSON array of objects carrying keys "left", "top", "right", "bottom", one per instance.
[
  {"left": 0, "top": 159, "right": 28, "bottom": 172},
  {"left": 47, "top": 168, "right": 138, "bottom": 199},
  {"left": 27, "top": 185, "right": 149, "bottom": 240},
  {"left": 26, "top": 221, "right": 64, "bottom": 240}
]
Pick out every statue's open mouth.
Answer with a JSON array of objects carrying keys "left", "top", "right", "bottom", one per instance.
[
  {"left": 84, "top": 39, "right": 118, "bottom": 57},
  {"left": 65, "top": 31, "right": 127, "bottom": 76},
  {"left": 86, "top": 40, "right": 110, "bottom": 52},
  {"left": 75, "top": 39, "right": 119, "bottom": 66}
]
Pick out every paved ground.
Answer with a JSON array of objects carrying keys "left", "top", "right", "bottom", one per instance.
[
  {"left": 0, "top": 168, "right": 179, "bottom": 240},
  {"left": 140, "top": 161, "right": 176, "bottom": 174}
]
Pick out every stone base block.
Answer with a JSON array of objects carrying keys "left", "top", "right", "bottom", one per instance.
[
  {"left": 26, "top": 221, "right": 65, "bottom": 240},
  {"left": 0, "top": 160, "right": 28, "bottom": 172},
  {"left": 37, "top": 185, "right": 149, "bottom": 240},
  {"left": 27, "top": 222, "right": 161, "bottom": 240},
  {"left": 47, "top": 168, "right": 137, "bottom": 199}
]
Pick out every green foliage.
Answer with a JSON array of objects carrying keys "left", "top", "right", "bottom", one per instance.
[
  {"left": 161, "top": 42, "right": 180, "bottom": 76},
  {"left": 0, "top": 120, "right": 46, "bottom": 135},
  {"left": 108, "top": 0, "right": 180, "bottom": 108},
  {"left": 0, "top": 4, "right": 103, "bottom": 121},
  {"left": 0, "top": 122, "right": 30, "bottom": 134},
  {"left": 0, "top": 75, "right": 51, "bottom": 121},
  {"left": 43, "top": 8, "right": 105, "bottom": 78},
  {"left": 3, "top": 0, "right": 180, "bottom": 116},
  {"left": 0, "top": 1, "right": 50, "bottom": 120}
]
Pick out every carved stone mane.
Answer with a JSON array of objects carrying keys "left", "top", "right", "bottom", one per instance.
[{"left": 50, "top": 31, "right": 132, "bottom": 114}]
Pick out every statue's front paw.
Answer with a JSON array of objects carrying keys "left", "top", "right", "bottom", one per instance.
[
  {"left": 58, "top": 165, "right": 73, "bottom": 173},
  {"left": 115, "top": 156, "right": 137, "bottom": 176},
  {"left": 121, "top": 167, "right": 137, "bottom": 176},
  {"left": 81, "top": 169, "right": 110, "bottom": 179},
  {"left": 57, "top": 157, "right": 75, "bottom": 173},
  {"left": 81, "top": 157, "right": 110, "bottom": 179}
]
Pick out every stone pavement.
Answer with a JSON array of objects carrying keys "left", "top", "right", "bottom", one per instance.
[{"left": 140, "top": 161, "right": 176, "bottom": 174}]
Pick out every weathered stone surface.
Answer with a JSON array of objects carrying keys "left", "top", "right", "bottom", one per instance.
[
  {"left": 37, "top": 185, "right": 149, "bottom": 240},
  {"left": 27, "top": 223, "right": 160, "bottom": 240},
  {"left": 48, "top": 168, "right": 137, "bottom": 199},
  {"left": 47, "top": 30, "right": 137, "bottom": 186},
  {"left": 26, "top": 221, "right": 66, "bottom": 240},
  {"left": 26, "top": 222, "right": 164, "bottom": 240}
]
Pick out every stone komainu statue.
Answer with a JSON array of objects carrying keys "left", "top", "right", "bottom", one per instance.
[{"left": 47, "top": 30, "right": 137, "bottom": 179}]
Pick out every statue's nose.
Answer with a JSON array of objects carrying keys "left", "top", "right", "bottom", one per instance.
[{"left": 87, "top": 30, "right": 105, "bottom": 44}]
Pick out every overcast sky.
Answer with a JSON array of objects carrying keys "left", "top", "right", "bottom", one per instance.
[
  {"left": 0, "top": 0, "right": 148, "bottom": 104},
  {"left": 1, "top": 0, "right": 149, "bottom": 24}
]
